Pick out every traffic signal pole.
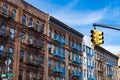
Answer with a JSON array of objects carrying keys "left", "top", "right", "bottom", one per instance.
[{"left": 93, "top": 23, "right": 120, "bottom": 31}]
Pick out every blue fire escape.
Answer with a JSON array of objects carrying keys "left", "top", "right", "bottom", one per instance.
[
  {"left": 72, "top": 43, "right": 82, "bottom": 80},
  {"left": 106, "top": 61, "right": 114, "bottom": 77},
  {"left": 52, "top": 34, "right": 66, "bottom": 80}
]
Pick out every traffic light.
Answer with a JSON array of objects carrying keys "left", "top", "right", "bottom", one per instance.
[
  {"left": 96, "top": 30, "right": 104, "bottom": 45},
  {"left": 90, "top": 30, "right": 98, "bottom": 46},
  {"left": 90, "top": 29, "right": 104, "bottom": 46}
]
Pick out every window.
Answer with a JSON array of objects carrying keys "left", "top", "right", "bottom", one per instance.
[
  {"left": 48, "top": 44, "right": 51, "bottom": 53},
  {"left": 0, "top": 45, "right": 4, "bottom": 56},
  {"left": 68, "top": 38, "right": 70, "bottom": 46},
  {"left": 21, "top": 32, "right": 25, "bottom": 43},
  {"left": 0, "top": 24, "right": 6, "bottom": 35},
  {"left": 28, "top": 18, "right": 33, "bottom": 27},
  {"left": 48, "top": 59, "right": 51, "bottom": 68},
  {"left": 34, "top": 37, "right": 39, "bottom": 46},
  {"left": 35, "top": 21, "right": 39, "bottom": 31},
  {"left": 26, "top": 71, "right": 30, "bottom": 80},
  {"left": 54, "top": 31, "right": 57, "bottom": 39},
  {"left": 28, "top": 33, "right": 32, "bottom": 44},
  {"left": 22, "top": 15, "right": 26, "bottom": 25},
  {"left": 2, "top": 5, "right": 8, "bottom": 16},
  {"left": 86, "top": 46, "right": 90, "bottom": 55},
  {"left": 10, "top": 28, "right": 15, "bottom": 39},
  {"left": 11, "top": 9, "right": 16, "bottom": 20},
  {"left": 40, "top": 40, "right": 44, "bottom": 48},
  {"left": 19, "top": 70, "right": 23, "bottom": 80},
  {"left": 48, "top": 29, "right": 52, "bottom": 37},
  {"left": 8, "top": 47, "right": 14, "bottom": 58},
  {"left": 40, "top": 56, "right": 44, "bottom": 66},
  {"left": 26, "top": 52, "right": 30, "bottom": 63},
  {"left": 33, "top": 55, "right": 38, "bottom": 65},
  {"left": 41, "top": 24, "right": 44, "bottom": 33},
  {"left": 84, "top": 69, "right": 86, "bottom": 77},
  {"left": 72, "top": 40, "right": 74, "bottom": 47},
  {"left": 20, "top": 50, "right": 24, "bottom": 61},
  {"left": 54, "top": 46, "right": 56, "bottom": 54}
]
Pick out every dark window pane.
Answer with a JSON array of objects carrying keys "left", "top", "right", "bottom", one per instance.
[{"left": 22, "top": 15, "right": 26, "bottom": 25}]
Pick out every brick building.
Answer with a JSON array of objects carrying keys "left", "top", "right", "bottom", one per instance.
[
  {"left": 0, "top": 0, "right": 48, "bottom": 80},
  {"left": 46, "top": 16, "right": 83, "bottom": 80},
  {"left": 0, "top": 0, "right": 119, "bottom": 80}
]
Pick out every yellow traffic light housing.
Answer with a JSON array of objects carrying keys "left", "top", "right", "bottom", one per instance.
[
  {"left": 96, "top": 31, "right": 104, "bottom": 45},
  {"left": 90, "top": 30, "right": 98, "bottom": 46},
  {"left": 90, "top": 29, "right": 104, "bottom": 46}
]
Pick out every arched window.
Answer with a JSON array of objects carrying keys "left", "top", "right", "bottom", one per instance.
[
  {"left": 35, "top": 21, "right": 39, "bottom": 31},
  {"left": 28, "top": 18, "right": 33, "bottom": 27},
  {"left": 22, "top": 15, "right": 26, "bottom": 25},
  {"left": 2, "top": 5, "right": 8, "bottom": 16},
  {"left": 11, "top": 9, "right": 16, "bottom": 20}
]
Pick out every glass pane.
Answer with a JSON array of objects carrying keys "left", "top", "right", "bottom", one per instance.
[
  {"left": 22, "top": 15, "right": 26, "bottom": 25},
  {"left": 0, "top": 24, "right": 6, "bottom": 35},
  {"left": 11, "top": 9, "right": 16, "bottom": 20}
]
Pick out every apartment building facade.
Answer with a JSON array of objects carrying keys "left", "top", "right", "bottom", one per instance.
[
  {"left": 94, "top": 46, "right": 119, "bottom": 80},
  {"left": 82, "top": 36, "right": 95, "bottom": 80},
  {"left": 0, "top": 0, "right": 119, "bottom": 80},
  {"left": 116, "top": 54, "right": 120, "bottom": 80},
  {"left": 46, "top": 16, "right": 84, "bottom": 80},
  {"left": 0, "top": 0, "right": 48, "bottom": 80}
]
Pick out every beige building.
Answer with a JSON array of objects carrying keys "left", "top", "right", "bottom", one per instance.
[
  {"left": 94, "top": 46, "right": 119, "bottom": 80},
  {"left": 116, "top": 54, "right": 120, "bottom": 80}
]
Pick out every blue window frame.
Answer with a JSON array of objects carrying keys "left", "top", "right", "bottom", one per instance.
[
  {"left": 8, "top": 47, "right": 14, "bottom": 58},
  {"left": 10, "top": 28, "right": 15, "bottom": 39},
  {"left": 54, "top": 46, "right": 56, "bottom": 53},
  {"left": 0, "top": 45, "right": 4, "bottom": 56},
  {"left": 2, "top": 5, "right": 8, "bottom": 16},
  {"left": 22, "top": 15, "right": 26, "bottom": 25},
  {"left": 11, "top": 9, "right": 16, "bottom": 20},
  {"left": 21, "top": 32, "right": 25, "bottom": 43},
  {"left": 35, "top": 21, "right": 39, "bottom": 31},
  {"left": 20, "top": 50, "right": 24, "bottom": 61},
  {"left": 0, "top": 24, "right": 6, "bottom": 35},
  {"left": 28, "top": 18, "right": 33, "bottom": 27}
]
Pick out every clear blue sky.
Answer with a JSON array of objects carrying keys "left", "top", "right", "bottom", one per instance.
[{"left": 25, "top": 0, "right": 120, "bottom": 54}]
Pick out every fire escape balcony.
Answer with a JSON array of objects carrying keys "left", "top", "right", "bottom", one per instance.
[
  {"left": 0, "top": 7, "right": 11, "bottom": 19},
  {"left": 107, "top": 71, "right": 114, "bottom": 77},
  {"left": 72, "top": 71, "right": 82, "bottom": 77},
  {"left": 72, "top": 44, "right": 81, "bottom": 52},
  {"left": 86, "top": 52, "right": 94, "bottom": 57},
  {"left": 53, "top": 50, "right": 65, "bottom": 59},
  {"left": 87, "top": 63, "right": 94, "bottom": 69},
  {"left": 88, "top": 75, "right": 95, "bottom": 80},
  {"left": 52, "top": 67, "right": 65, "bottom": 74},
  {"left": 72, "top": 57, "right": 82, "bottom": 64},
  {"left": 53, "top": 35, "right": 61, "bottom": 43},
  {"left": 106, "top": 61, "right": 113, "bottom": 67}
]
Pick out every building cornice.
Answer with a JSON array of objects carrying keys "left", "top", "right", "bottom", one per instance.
[
  {"left": 95, "top": 46, "right": 119, "bottom": 60},
  {"left": 49, "top": 16, "right": 84, "bottom": 39}
]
